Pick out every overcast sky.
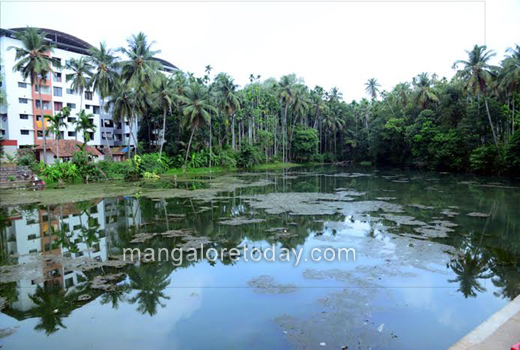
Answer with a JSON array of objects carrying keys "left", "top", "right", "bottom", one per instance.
[{"left": 2, "top": 0, "right": 519, "bottom": 101}]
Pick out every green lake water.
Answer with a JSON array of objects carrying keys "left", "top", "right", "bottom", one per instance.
[{"left": 0, "top": 166, "right": 519, "bottom": 349}]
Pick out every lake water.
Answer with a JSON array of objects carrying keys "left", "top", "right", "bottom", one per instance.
[{"left": 0, "top": 166, "right": 519, "bottom": 349}]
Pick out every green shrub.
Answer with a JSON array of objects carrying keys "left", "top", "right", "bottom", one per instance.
[
  {"left": 505, "top": 129, "right": 520, "bottom": 173},
  {"left": 323, "top": 152, "right": 336, "bottom": 163},
  {"left": 237, "top": 143, "right": 262, "bottom": 168},
  {"left": 97, "top": 160, "right": 134, "bottom": 180},
  {"left": 291, "top": 126, "right": 319, "bottom": 162},
  {"left": 310, "top": 154, "right": 324, "bottom": 163},
  {"left": 71, "top": 150, "right": 103, "bottom": 181},
  {"left": 217, "top": 149, "right": 237, "bottom": 168},
  {"left": 40, "top": 161, "right": 81, "bottom": 183},
  {"left": 140, "top": 153, "right": 171, "bottom": 174},
  {"left": 16, "top": 149, "right": 38, "bottom": 171},
  {"left": 470, "top": 144, "right": 504, "bottom": 174}
]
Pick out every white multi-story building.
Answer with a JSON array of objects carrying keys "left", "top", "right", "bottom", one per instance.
[{"left": 0, "top": 27, "right": 178, "bottom": 159}]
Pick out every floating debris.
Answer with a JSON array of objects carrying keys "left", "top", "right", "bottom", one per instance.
[
  {"left": 466, "top": 212, "right": 491, "bottom": 218},
  {"left": 407, "top": 204, "right": 435, "bottom": 210},
  {"left": 219, "top": 216, "right": 266, "bottom": 226},
  {"left": 90, "top": 273, "right": 126, "bottom": 291},
  {"left": 247, "top": 276, "right": 298, "bottom": 294}
]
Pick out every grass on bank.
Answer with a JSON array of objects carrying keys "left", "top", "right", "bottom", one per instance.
[{"left": 164, "top": 162, "right": 301, "bottom": 176}]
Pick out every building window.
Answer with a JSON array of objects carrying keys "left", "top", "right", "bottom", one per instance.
[
  {"left": 36, "top": 115, "right": 43, "bottom": 121},
  {"left": 19, "top": 98, "right": 28, "bottom": 104},
  {"left": 93, "top": 106, "right": 100, "bottom": 114},
  {"left": 89, "top": 132, "right": 94, "bottom": 140},
  {"left": 20, "top": 114, "right": 29, "bottom": 120},
  {"left": 18, "top": 82, "right": 28, "bottom": 88},
  {"left": 85, "top": 104, "right": 91, "bottom": 110},
  {"left": 0, "top": 113, "right": 6, "bottom": 120},
  {"left": 53, "top": 72, "right": 62, "bottom": 82},
  {"left": 53, "top": 57, "right": 61, "bottom": 66},
  {"left": 37, "top": 131, "right": 43, "bottom": 137},
  {"left": 68, "top": 131, "right": 76, "bottom": 137},
  {"left": 67, "top": 117, "right": 76, "bottom": 123},
  {"left": 35, "top": 100, "right": 51, "bottom": 110},
  {"left": 53, "top": 87, "right": 62, "bottom": 97},
  {"left": 88, "top": 118, "right": 94, "bottom": 124},
  {"left": 0, "top": 130, "right": 5, "bottom": 136},
  {"left": 35, "top": 85, "right": 51, "bottom": 94},
  {"left": 54, "top": 102, "right": 63, "bottom": 111},
  {"left": 66, "top": 88, "right": 74, "bottom": 94},
  {"left": 85, "top": 91, "right": 93, "bottom": 100},
  {"left": 20, "top": 130, "right": 30, "bottom": 135},
  {"left": 67, "top": 102, "right": 76, "bottom": 109}
]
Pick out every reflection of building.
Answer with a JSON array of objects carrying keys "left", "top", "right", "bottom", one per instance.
[{"left": 1, "top": 200, "right": 107, "bottom": 312}]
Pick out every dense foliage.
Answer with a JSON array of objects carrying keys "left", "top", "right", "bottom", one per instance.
[{"left": 8, "top": 28, "right": 520, "bottom": 179}]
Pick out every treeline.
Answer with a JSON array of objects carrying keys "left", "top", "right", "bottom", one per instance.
[{"left": 8, "top": 28, "right": 520, "bottom": 175}]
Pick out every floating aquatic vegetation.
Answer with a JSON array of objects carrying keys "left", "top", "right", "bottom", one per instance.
[
  {"left": 407, "top": 204, "right": 435, "bottom": 210},
  {"left": 430, "top": 220, "right": 458, "bottom": 227},
  {"left": 466, "top": 212, "right": 491, "bottom": 218},
  {"left": 219, "top": 216, "right": 266, "bottom": 226},
  {"left": 440, "top": 209, "right": 459, "bottom": 217},
  {"left": 303, "top": 268, "right": 352, "bottom": 282},
  {"left": 376, "top": 197, "right": 397, "bottom": 201},
  {"left": 413, "top": 225, "right": 454, "bottom": 238},
  {"left": 90, "top": 273, "right": 126, "bottom": 291},
  {"left": 381, "top": 214, "right": 427, "bottom": 226},
  {"left": 247, "top": 276, "right": 298, "bottom": 294}
]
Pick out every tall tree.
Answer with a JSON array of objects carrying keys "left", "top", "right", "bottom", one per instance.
[
  {"left": 180, "top": 83, "right": 217, "bottom": 164},
  {"left": 10, "top": 27, "right": 60, "bottom": 164},
  {"left": 73, "top": 110, "right": 97, "bottom": 150},
  {"left": 365, "top": 78, "right": 381, "bottom": 100},
  {"left": 66, "top": 57, "right": 94, "bottom": 112},
  {"left": 88, "top": 42, "right": 119, "bottom": 158},
  {"left": 215, "top": 73, "right": 240, "bottom": 150},
  {"left": 107, "top": 83, "right": 136, "bottom": 156},
  {"left": 152, "top": 76, "right": 176, "bottom": 158},
  {"left": 454, "top": 45, "right": 499, "bottom": 147},
  {"left": 499, "top": 45, "right": 520, "bottom": 133},
  {"left": 46, "top": 106, "right": 69, "bottom": 160}
]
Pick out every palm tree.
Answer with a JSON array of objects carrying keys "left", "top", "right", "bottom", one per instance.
[
  {"left": 180, "top": 83, "right": 217, "bottom": 164},
  {"left": 310, "top": 86, "right": 327, "bottom": 130},
  {"left": 499, "top": 45, "right": 520, "bottom": 133},
  {"left": 277, "top": 75, "right": 296, "bottom": 162},
  {"left": 365, "top": 78, "right": 381, "bottom": 100},
  {"left": 118, "top": 32, "right": 162, "bottom": 151},
  {"left": 118, "top": 32, "right": 161, "bottom": 90},
  {"left": 66, "top": 57, "right": 94, "bottom": 112},
  {"left": 107, "top": 83, "right": 136, "bottom": 156},
  {"left": 88, "top": 42, "right": 119, "bottom": 158},
  {"left": 412, "top": 73, "right": 439, "bottom": 110},
  {"left": 46, "top": 106, "right": 70, "bottom": 160},
  {"left": 10, "top": 27, "right": 60, "bottom": 164},
  {"left": 152, "top": 76, "right": 176, "bottom": 158},
  {"left": 454, "top": 45, "right": 499, "bottom": 147},
  {"left": 74, "top": 110, "right": 97, "bottom": 150},
  {"left": 215, "top": 74, "right": 240, "bottom": 150}
]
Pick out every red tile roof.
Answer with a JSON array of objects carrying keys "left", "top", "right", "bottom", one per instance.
[{"left": 36, "top": 140, "right": 103, "bottom": 157}]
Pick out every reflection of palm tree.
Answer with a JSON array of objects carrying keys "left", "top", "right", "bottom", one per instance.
[
  {"left": 490, "top": 251, "right": 520, "bottom": 300},
  {"left": 99, "top": 283, "right": 132, "bottom": 310},
  {"left": 29, "top": 284, "right": 75, "bottom": 335},
  {"left": 448, "top": 250, "right": 493, "bottom": 298},
  {"left": 127, "top": 263, "right": 171, "bottom": 316}
]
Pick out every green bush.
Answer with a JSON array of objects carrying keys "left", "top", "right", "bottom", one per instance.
[
  {"left": 237, "top": 143, "right": 262, "bottom": 168},
  {"left": 40, "top": 161, "right": 81, "bottom": 183},
  {"left": 505, "top": 129, "right": 520, "bottom": 173},
  {"left": 71, "top": 150, "right": 103, "bottom": 181},
  {"left": 140, "top": 153, "right": 171, "bottom": 174},
  {"left": 16, "top": 149, "right": 38, "bottom": 171},
  {"left": 97, "top": 160, "right": 134, "bottom": 180},
  {"left": 216, "top": 149, "right": 237, "bottom": 168},
  {"left": 323, "top": 152, "right": 336, "bottom": 163},
  {"left": 291, "top": 126, "right": 319, "bottom": 162},
  {"left": 470, "top": 144, "right": 504, "bottom": 174}
]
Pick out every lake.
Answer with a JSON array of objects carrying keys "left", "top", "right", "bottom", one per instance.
[{"left": 0, "top": 166, "right": 519, "bottom": 349}]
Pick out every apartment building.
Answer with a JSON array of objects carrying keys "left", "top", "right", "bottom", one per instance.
[{"left": 0, "top": 28, "right": 178, "bottom": 158}]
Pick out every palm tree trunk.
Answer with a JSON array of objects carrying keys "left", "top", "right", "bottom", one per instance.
[
  {"left": 184, "top": 127, "right": 196, "bottom": 165},
  {"left": 484, "top": 98, "right": 499, "bottom": 149},
  {"left": 101, "top": 98, "right": 113, "bottom": 160},
  {"left": 39, "top": 85, "right": 47, "bottom": 164},
  {"left": 231, "top": 113, "right": 236, "bottom": 151},
  {"left": 159, "top": 109, "right": 167, "bottom": 159},
  {"left": 209, "top": 114, "right": 212, "bottom": 168}
]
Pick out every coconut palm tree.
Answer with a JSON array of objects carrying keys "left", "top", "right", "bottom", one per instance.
[
  {"left": 365, "top": 78, "right": 381, "bottom": 100},
  {"left": 10, "top": 27, "right": 60, "bottom": 164},
  {"left": 499, "top": 45, "right": 520, "bottom": 133},
  {"left": 88, "top": 42, "right": 119, "bottom": 158},
  {"left": 151, "top": 76, "right": 176, "bottom": 158},
  {"left": 215, "top": 74, "right": 240, "bottom": 150},
  {"left": 277, "top": 75, "right": 296, "bottom": 162},
  {"left": 73, "top": 110, "right": 97, "bottom": 150},
  {"left": 180, "top": 83, "right": 217, "bottom": 164},
  {"left": 66, "top": 57, "right": 93, "bottom": 112},
  {"left": 107, "top": 83, "right": 136, "bottom": 155},
  {"left": 412, "top": 73, "right": 439, "bottom": 110},
  {"left": 46, "top": 106, "right": 70, "bottom": 160},
  {"left": 454, "top": 45, "right": 499, "bottom": 147}
]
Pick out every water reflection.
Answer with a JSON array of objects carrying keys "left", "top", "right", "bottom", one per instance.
[{"left": 0, "top": 168, "right": 519, "bottom": 348}]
